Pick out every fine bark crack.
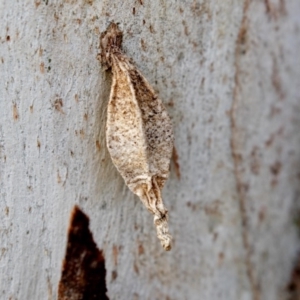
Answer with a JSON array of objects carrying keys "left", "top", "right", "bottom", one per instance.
[{"left": 229, "top": 1, "right": 260, "bottom": 299}]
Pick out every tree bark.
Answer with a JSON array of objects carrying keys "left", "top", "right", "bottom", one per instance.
[{"left": 0, "top": 0, "right": 299, "bottom": 299}]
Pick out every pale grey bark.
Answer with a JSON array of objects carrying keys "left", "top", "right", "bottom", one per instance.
[{"left": 0, "top": 0, "right": 300, "bottom": 299}]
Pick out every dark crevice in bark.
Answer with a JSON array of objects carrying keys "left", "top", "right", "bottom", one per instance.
[
  {"left": 58, "top": 205, "right": 109, "bottom": 300},
  {"left": 286, "top": 250, "right": 300, "bottom": 300}
]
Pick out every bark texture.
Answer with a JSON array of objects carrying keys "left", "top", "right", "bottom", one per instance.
[{"left": 0, "top": 0, "right": 300, "bottom": 299}]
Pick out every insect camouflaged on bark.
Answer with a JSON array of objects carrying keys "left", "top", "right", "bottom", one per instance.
[{"left": 98, "top": 23, "right": 174, "bottom": 251}]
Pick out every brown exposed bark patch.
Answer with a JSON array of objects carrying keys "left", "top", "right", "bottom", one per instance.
[
  {"left": 112, "top": 245, "right": 118, "bottom": 266},
  {"left": 182, "top": 20, "right": 189, "bottom": 36},
  {"left": 250, "top": 146, "right": 261, "bottom": 175},
  {"left": 270, "top": 161, "right": 282, "bottom": 176},
  {"left": 279, "top": 0, "right": 287, "bottom": 15},
  {"left": 269, "top": 105, "right": 282, "bottom": 118},
  {"left": 286, "top": 252, "right": 300, "bottom": 300},
  {"left": 58, "top": 206, "right": 109, "bottom": 300},
  {"left": 190, "top": 1, "right": 212, "bottom": 20},
  {"left": 149, "top": 25, "right": 155, "bottom": 34},
  {"left": 40, "top": 62, "right": 45, "bottom": 73},
  {"left": 38, "top": 46, "right": 43, "bottom": 57},
  {"left": 35, "top": 0, "right": 41, "bottom": 8},
  {"left": 272, "top": 58, "right": 285, "bottom": 100},
  {"left": 13, "top": 103, "right": 19, "bottom": 121},
  {"left": 133, "top": 262, "right": 139, "bottom": 274},
  {"left": 138, "top": 243, "right": 144, "bottom": 255},
  {"left": 265, "top": 132, "right": 276, "bottom": 147},
  {"left": 166, "top": 99, "right": 174, "bottom": 107},
  {"left": 54, "top": 98, "right": 65, "bottom": 114},
  {"left": 258, "top": 206, "right": 267, "bottom": 223},
  {"left": 229, "top": 0, "right": 260, "bottom": 299},
  {"left": 204, "top": 200, "right": 223, "bottom": 217},
  {"left": 96, "top": 140, "right": 101, "bottom": 151},
  {"left": 218, "top": 252, "right": 225, "bottom": 266},
  {"left": 264, "top": 0, "right": 287, "bottom": 18},
  {"left": 140, "top": 39, "right": 147, "bottom": 51},
  {"left": 111, "top": 270, "right": 117, "bottom": 281},
  {"left": 57, "top": 171, "right": 62, "bottom": 184},
  {"left": 172, "top": 147, "right": 181, "bottom": 179},
  {"left": 79, "top": 129, "right": 85, "bottom": 139},
  {"left": 186, "top": 201, "right": 197, "bottom": 211},
  {"left": 47, "top": 275, "right": 53, "bottom": 299},
  {"left": 264, "top": 0, "right": 271, "bottom": 15}
]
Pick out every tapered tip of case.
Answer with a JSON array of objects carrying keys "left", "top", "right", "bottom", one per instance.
[
  {"left": 154, "top": 214, "right": 172, "bottom": 251},
  {"left": 161, "top": 237, "right": 172, "bottom": 251},
  {"left": 99, "top": 22, "right": 123, "bottom": 67}
]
